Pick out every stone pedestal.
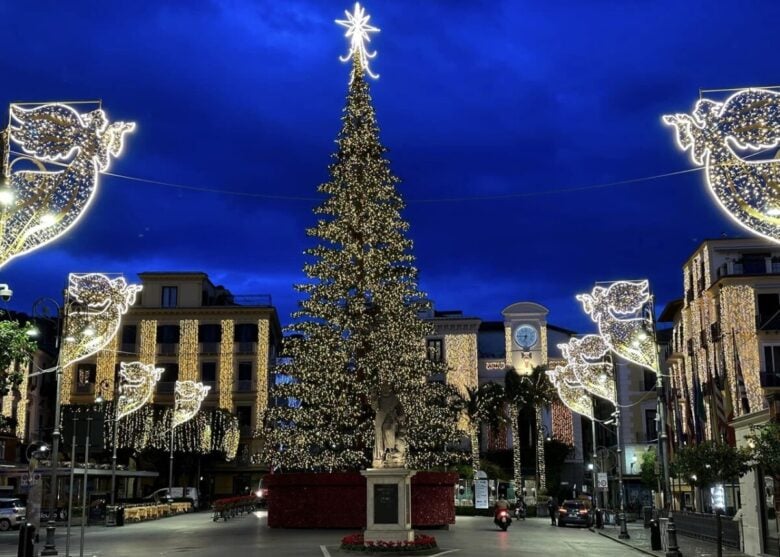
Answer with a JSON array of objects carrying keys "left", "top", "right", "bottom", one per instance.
[{"left": 361, "top": 468, "right": 416, "bottom": 543}]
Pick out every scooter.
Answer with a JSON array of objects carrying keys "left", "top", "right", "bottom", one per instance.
[
  {"left": 514, "top": 504, "right": 526, "bottom": 521},
  {"left": 494, "top": 509, "right": 512, "bottom": 531}
]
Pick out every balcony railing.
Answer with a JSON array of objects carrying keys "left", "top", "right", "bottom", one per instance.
[
  {"left": 157, "top": 343, "right": 179, "bottom": 356},
  {"left": 760, "top": 371, "right": 780, "bottom": 388},
  {"left": 203, "top": 381, "right": 217, "bottom": 393},
  {"left": 236, "top": 380, "right": 253, "bottom": 392},
  {"left": 120, "top": 342, "right": 137, "bottom": 355},
  {"left": 236, "top": 342, "right": 256, "bottom": 353},
  {"left": 75, "top": 383, "right": 94, "bottom": 394}
]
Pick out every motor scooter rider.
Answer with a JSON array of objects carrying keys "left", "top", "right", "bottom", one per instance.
[
  {"left": 515, "top": 497, "right": 526, "bottom": 519},
  {"left": 495, "top": 496, "right": 510, "bottom": 512}
]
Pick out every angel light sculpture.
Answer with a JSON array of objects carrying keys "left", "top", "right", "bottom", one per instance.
[
  {"left": 558, "top": 334, "right": 616, "bottom": 404},
  {"left": 546, "top": 365, "right": 594, "bottom": 419},
  {"left": 577, "top": 280, "right": 657, "bottom": 373},
  {"left": 116, "top": 362, "right": 164, "bottom": 420},
  {"left": 0, "top": 103, "right": 134, "bottom": 268},
  {"left": 664, "top": 88, "right": 780, "bottom": 243},
  {"left": 173, "top": 380, "right": 211, "bottom": 428},
  {"left": 61, "top": 273, "right": 142, "bottom": 369}
]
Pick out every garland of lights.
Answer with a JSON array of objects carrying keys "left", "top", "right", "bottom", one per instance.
[
  {"left": 115, "top": 361, "right": 163, "bottom": 420},
  {"left": 179, "top": 319, "right": 199, "bottom": 381},
  {"left": 16, "top": 362, "right": 28, "bottom": 439},
  {"left": 255, "top": 319, "right": 269, "bottom": 431},
  {"left": 577, "top": 280, "right": 658, "bottom": 373},
  {"left": 535, "top": 409, "right": 546, "bottom": 491},
  {"left": 64, "top": 402, "right": 239, "bottom": 459},
  {"left": 218, "top": 320, "right": 235, "bottom": 411},
  {"left": 0, "top": 103, "right": 134, "bottom": 269},
  {"left": 444, "top": 333, "right": 478, "bottom": 396},
  {"left": 664, "top": 88, "right": 780, "bottom": 243},
  {"left": 96, "top": 334, "right": 118, "bottom": 398},
  {"left": 551, "top": 399, "right": 574, "bottom": 447},
  {"left": 335, "top": 2, "right": 380, "bottom": 80},
  {"left": 139, "top": 319, "right": 157, "bottom": 365},
  {"left": 558, "top": 334, "right": 616, "bottom": 405},
  {"left": 60, "top": 273, "right": 141, "bottom": 404},
  {"left": 546, "top": 365, "right": 594, "bottom": 418}
]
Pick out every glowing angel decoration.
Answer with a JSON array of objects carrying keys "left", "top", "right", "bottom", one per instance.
[
  {"left": 558, "top": 334, "right": 616, "bottom": 404},
  {"left": 116, "top": 362, "right": 164, "bottom": 420},
  {"left": 336, "top": 2, "right": 380, "bottom": 79},
  {"left": 0, "top": 103, "right": 134, "bottom": 269},
  {"left": 546, "top": 365, "right": 594, "bottom": 419},
  {"left": 664, "top": 88, "right": 780, "bottom": 243},
  {"left": 577, "top": 280, "right": 658, "bottom": 373},
  {"left": 60, "top": 273, "right": 142, "bottom": 369},
  {"left": 172, "top": 380, "right": 210, "bottom": 428}
]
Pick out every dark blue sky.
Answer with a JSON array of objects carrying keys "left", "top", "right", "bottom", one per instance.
[{"left": 1, "top": 0, "right": 778, "bottom": 332}]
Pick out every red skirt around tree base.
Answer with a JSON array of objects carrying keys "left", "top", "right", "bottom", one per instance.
[{"left": 265, "top": 471, "right": 457, "bottom": 529}]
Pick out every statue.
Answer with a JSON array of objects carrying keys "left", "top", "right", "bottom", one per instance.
[{"left": 372, "top": 388, "right": 407, "bottom": 468}]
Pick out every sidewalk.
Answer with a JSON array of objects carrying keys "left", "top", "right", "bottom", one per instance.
[{"left": 595, "top": 521, "right": 749, "bottom": 557}]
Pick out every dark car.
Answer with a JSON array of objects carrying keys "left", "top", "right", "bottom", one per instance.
[{"left": 557, "top": 500, "right": 593, "bottom": 528}]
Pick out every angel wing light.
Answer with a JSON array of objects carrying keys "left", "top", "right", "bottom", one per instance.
[
  {"left": 0, "top": 103, "right": 134, "bottom": 269},
  {"left": 60, "top": 273, "right": 142, "bottom": 369},
  {"left": 116, "top": 362, "right": 164, "bottom": 420},
  {"left": 172, "top": 380, "right": 210, "bottom": 429},
  {"left": 546, "top": 365, "right": 594, "bottom": 419},
  {"left": 577, "top": 280, "right": 657, "bottom": 372},
  {"left": 559, "top": 334, "right": 616, "bottom": 405},
  {"left": 664, "top": 88, "right": 780, "bottom": 243}
]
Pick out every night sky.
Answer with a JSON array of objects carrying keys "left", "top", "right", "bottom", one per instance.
[{"left": 1, "top": 0, "right": 779, "bottom": 332}]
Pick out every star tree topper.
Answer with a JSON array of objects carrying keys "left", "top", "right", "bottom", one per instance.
[{"left": 336, "top": 2, "right": 380, "bottom": 79}]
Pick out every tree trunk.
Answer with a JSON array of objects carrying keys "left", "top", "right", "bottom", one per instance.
[
  {"left": 470, "top": 425, "right": 480, "bottom": 473},
  {"left": 536, "top": 406, "right": 546, "bottom": 492},
  {"left": 509, "top": 404, "right": 522, "bottom": 491}
]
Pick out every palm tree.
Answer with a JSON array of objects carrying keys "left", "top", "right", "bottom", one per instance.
[
  {"left": 524, "top": 365, "right": 556, "bottom": 492},
  {"left": 504, "top": 368, "right": 527, "bottom": 492},
  {"left": 461, "top": 382, "right": 505, "bottom": 472}
]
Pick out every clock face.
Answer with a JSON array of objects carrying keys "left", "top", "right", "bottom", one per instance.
[{"left": 514, "top": 324, "right": 538, "bottom": 349}]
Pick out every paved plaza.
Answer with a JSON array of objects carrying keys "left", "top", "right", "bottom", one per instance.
[{"left": 0, "top": 512, "right": 641, "bottom": 557}]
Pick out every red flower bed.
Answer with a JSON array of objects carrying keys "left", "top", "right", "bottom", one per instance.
[{"left": 340, "top": 532, "right": 437, "bottom": 552}]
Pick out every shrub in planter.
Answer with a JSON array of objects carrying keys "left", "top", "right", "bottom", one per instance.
[{"left": 341, "top": 533, "right": 437, "bottom": 553}]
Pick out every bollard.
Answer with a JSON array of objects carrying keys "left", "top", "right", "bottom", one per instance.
[
  {"left": 17, "top": 523, "right": 35, "bottom": 557},
  {"left": 716, "top": 510, "right": 723, "bottom": 557},
  {"left": 650, "top": 519, "right": 662, "bottom": 550}
]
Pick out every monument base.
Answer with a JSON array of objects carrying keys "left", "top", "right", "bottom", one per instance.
[{"left": 361, "top": 468, "right": 416, "bottom": 544}]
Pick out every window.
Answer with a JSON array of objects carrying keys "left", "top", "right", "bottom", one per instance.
[
  {"left": 161, "top": 286, "right": 178, "bottom": 308},
  {"left": 161, "top": 363, "right": 179, "bottom": 383},
  {"left": 758, "top": 293, "right": 780, "bottom": 327},
  {"left": 121, "top": 325, "right": 137, "bottom": 350},
  {"left": 201, "top": 362, "right": 216, "bottom": 383},
  {"left": 156, "top": 325, "right": 180, "bottom": 344},
  {"left": 645, "top": 409, "right": 658, "bottom": 442},
  {"left": 238, "top": 362, "right": 252, "bottom": 382},
  {"left": 236, "top": 406, "right": 252, "bottom": 433},
  {"left": 198, "top": 324, "right": 221, "bottom": 343},
  {"left": 763, "top": 345, "right": 780, "bottom": 373},
  {"left": 77, "top": 364, "right": 96, "bottom": 385},
  {"left": 234, "top": 323, "right": 258, "bottom": 342},
  {"left": 643, "top": 369, "right": 656, "bottom": 391},
  {"left": 741, "top": 254, "right": 768, "bottom": 274},
  {"left": 426, "top": 338, "right": 443, "bottom": 363}
]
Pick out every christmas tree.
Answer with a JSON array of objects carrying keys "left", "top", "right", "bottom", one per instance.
[{"left": 263, "top": 14, "right": 461, "bottom": 471}]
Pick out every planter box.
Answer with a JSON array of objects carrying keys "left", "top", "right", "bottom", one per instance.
[{"left": 265, "top": 471, "right": 457, "bottom": 529}]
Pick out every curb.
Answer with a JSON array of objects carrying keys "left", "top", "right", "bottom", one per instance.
[{"left": 593, "top": 529, "right": 660, "bottom": 557}]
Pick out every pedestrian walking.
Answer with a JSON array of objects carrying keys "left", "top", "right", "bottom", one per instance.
[{"left": 547, "top": 497, "right": 557, "bottom": 526}]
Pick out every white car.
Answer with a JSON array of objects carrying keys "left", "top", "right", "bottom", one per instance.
[{"left": 0, "top": 499, "right": 25, "bottom": 531}]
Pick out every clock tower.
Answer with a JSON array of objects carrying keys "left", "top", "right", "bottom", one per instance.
[{"left": 501, "top": 301, "right": 549, "bottom": 374}]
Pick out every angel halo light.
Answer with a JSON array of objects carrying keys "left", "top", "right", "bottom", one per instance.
[
  {"left": 0, "top": 102, "right": 134, "bottom": 269},
  {"left": 664, "top": 88, "right": 780, "bottom": 244}
]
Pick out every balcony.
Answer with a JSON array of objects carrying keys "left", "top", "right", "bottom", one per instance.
[
  {"left": 157, "top": 343, "right": 179, "bottom": 356},
  {"left": 200, "top": 342, "right": 220, "bottom": 354},
  {"left": 760, "top": 371, "right": 780, "bottom": 388},
  {"left": 120, "top": 342, "right": 137, "bottom": 355},
  {"left": 236, "top": 342, "right": 256, "bottom": 354},
  {"left": 236, "top": 380, "right": 254, "bottom": 392},
  {"left": 717, "top": 257, "right": 780, "bottom": 278},
  {"left": 75, "top": 383, "right": 94, "bottom": 395},
  {"left": 157, "top": 382, "right": 175, "bottom": 394}
]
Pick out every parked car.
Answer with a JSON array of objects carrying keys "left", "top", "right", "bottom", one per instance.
[
  {"left": 145, "top": 488, "right": 199, "bottom": 509},
  {"left": 557, "top": 499, "right": 593, "bottom": 528},
  {"left": 0, "top": 499, "right": 26, "bottom": 531}
]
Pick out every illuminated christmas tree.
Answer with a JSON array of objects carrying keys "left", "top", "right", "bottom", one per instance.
[{"left": 264, "top": 37, "right": 460, "bottom": 472}]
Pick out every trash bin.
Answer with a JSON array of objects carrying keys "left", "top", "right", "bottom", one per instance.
[
  {"left": 116, "top": 506, "right": 125, "bottom": 527},
  {"left": 17, "top": 523, "right": 35, "bottom": 557},
  {"left": 105, "top": 506, "right": 118, "bottom": 527},
  {"left": 650, "top": 519, "right": 662, "bottom": 550}
]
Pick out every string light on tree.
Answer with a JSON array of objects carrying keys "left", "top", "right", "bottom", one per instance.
[
  {"left": 0, "top": 103, "right": 134, "bottom": 268},
  {"left": 665, "top": 88, "right": 780, "bottom": 243},
  {"left": 336, "top": 2, "right": 380, "bottom": 80}
]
